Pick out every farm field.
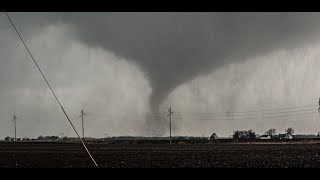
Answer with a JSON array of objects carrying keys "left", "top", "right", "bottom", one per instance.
[{"left": 1, "top": 140, "right": 320, "bottom": 168}]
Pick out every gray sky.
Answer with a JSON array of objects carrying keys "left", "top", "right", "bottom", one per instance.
[{"left": 1, "top": 12, "right": 320, "bottom": 138}]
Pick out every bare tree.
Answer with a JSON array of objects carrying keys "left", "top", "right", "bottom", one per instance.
[
  {"left": 265, "top": 129, "right": 276, "bottom": 136},
  {"left": 285, "top": 128, "right": 294, "bottom": 135}
]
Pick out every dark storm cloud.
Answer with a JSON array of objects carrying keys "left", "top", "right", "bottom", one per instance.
[{"left": 4, "top": 12, "right": 320, "bottom": 131}]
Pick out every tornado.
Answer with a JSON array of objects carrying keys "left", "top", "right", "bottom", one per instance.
[{"left": 8, "top": 12, "right": 320, "bottom": 135}]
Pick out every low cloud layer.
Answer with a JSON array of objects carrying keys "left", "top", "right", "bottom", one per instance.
[{"left": 0, "top": 24, "right": 151, "bottom": 138}]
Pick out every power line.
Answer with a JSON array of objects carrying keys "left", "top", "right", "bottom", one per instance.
[
  {"left": 4, "top": 12, "right": 98, "bottom": 167},
  {"left": 175, "top": 111, "right": 319, "bottom": 121},
  {"left": 82, "top": 105, "right": 316, "bottom": 119},
  {"left": 67, "top": 106, "right": 317, "bottom": 121},
  {"left": 86, "top": 113, "right": 165, "bottom": 119},
  {"left": 174, "top": 104, "right": 317, "bottom": 115},
  {"left": 175, "top": 108, "right": 316, "bottom": 117},
  {"left": 74, "top": 113, "right": 159, "bottom": 119},
  {"left": 87, "top": 116, "right": 165, "bottom": 120},
  {"left": 89, "top": 112, "right": 166, "bottom": 117}
]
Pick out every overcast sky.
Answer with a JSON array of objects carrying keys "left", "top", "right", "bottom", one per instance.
[{"left": 1, "top": 12, "right": 320, "bottom": 138}]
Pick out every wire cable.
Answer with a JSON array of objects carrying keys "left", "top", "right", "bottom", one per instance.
[
  {"left": 175, "top": 107, "right": 316, "bottom": 117},
  {"left": 174, "top": 104, "right": 317, "bottom": 115},
  {"left": 174, "top": 111, "right": 319, "bottom": 121}
]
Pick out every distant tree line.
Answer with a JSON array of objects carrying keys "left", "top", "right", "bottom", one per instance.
[
  {"left": 232, "top": 127, "right": 296, "bottom": 140},
  {"left": 36, "top": 136, "right": 59, "bottom": 141}
]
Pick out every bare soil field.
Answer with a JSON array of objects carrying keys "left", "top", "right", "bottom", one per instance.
[{"left": 1, "top": 140, "right": 320, "bottom": 168}]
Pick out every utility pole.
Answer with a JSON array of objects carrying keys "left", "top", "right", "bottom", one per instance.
[
  {"left": 318, "top": 98, "right": 320, "bottom": 112},
  {"left": 80, "top": 109, "right": 86, "bottom": 140},
  {"left": 13, "top": 115, "right": 17, "bottom": 141},
  {"left": 167, "top": 107, "right": 173, "bottom": 144}
]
